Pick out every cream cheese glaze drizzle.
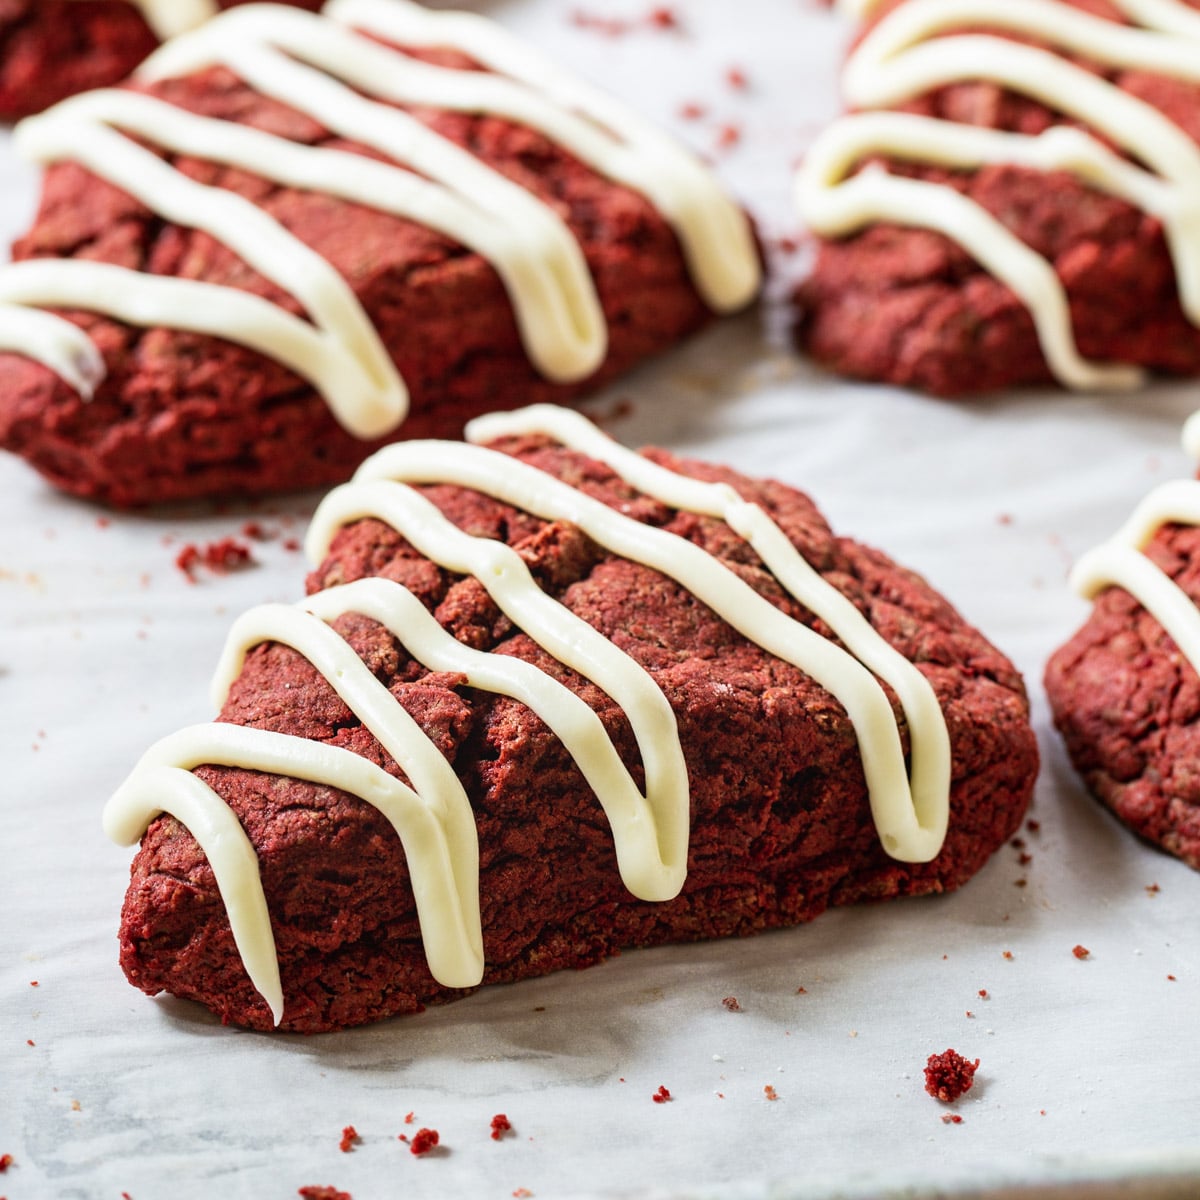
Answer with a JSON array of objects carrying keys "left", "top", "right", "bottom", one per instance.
[
  {"left": 1071, "top": 416, "right": 1200, "bottom": 668},
  {"left": 0, "top": 0, "right": 758, "bottom": 439},
  {"left": 799, "top": 0, "right": 1200, "bottom": 390},
  {"left": 104, "top": 406, "right": 951, "bottom": 1026}
]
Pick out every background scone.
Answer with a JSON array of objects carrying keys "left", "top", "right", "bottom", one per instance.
[
  {"left": 794, "top": 0, "right": 1200, "bottom": 396},
  {"left": 1047, "top": 413, "right": 1200, "bottom": 870},
  {"left": 0, "top": 0, "right": 759, "bottom": 506},
  {"left": 0, "top": 0, "right": 324, "bottom": 121},
  {"left": 106, "top": 406, "right": 1038, "bottom": 1033}
]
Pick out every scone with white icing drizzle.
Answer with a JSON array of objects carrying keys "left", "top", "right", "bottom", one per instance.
[
  {"left": 0, "top": 0, "right": 760, "bottom": 506},
  {"left": 795, "top": 0, "right": 1200, "bottom": 396},
  {"left": 0, "top": 1, "right": 324, "bottom": 122},
  {"left": 106, "top": 405, "right": 1037, "bottom": 1033},
  {"left": 1047, "top": 412, "right": 1200, "bottom": 870}
]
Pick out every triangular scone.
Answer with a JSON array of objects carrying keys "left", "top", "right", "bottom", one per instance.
[
  {"left": 1047, "top": 413, "right": 1200, "bottom": 869},
  {"left": 0, "top": 0, "right": 759, "bottom": 506},
  {"left": 794, "top": 0, "right": 1200, "bottom": 396},
  {"left": 108, "top": 406, "right": 1037, "bottom": 1033}
]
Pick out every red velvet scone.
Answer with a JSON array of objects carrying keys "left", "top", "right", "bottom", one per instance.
[
  {"left": 0, "top": 0, "right": 324, "bottom": 121},
  {"left": 1046, "top": 414, "right": 1200, "bottom": 870},
  {"left": 105, "top": 405, "right": 1037, "bottom": 1033},
  {"left": 794, "top": 0, "right": 1200, "bottom": 396},
  {"left": 0, "top": 1, "right": 760, "bottom": 506}
]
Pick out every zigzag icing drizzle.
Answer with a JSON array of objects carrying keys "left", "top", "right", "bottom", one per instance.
[
  {"left": 104, "top": 405, "right": 951, "bottom": 1026},
  {"left": 0, "top": 0, "right": 758, "bottom": 439},
  {"left": 1071, "top": 414, "right": 1200, "bottom": 665},
  {"left": 799, "top": 0, "right": 1200, "bottom": 390},
  {"left": 64, "top": 0, "right": 218, "bottom": 42}
]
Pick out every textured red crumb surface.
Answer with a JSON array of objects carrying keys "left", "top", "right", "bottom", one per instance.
[
  {"left": 1072, "top": 944, "right": 1090, "bottom": 960},
  {"left": 338, "top": 1126, "right": 359, "bottom": 1153},
  {"left": 924, "top": 1049, "right": 980, "bottom": 1102},
  {"left": 795, "top": 0, "right": 1200, "bottom": 396},
  {"left": 0, "top": 44, "right": 729, "bottom": 507},
  {"left": 652, "top": 1086, "right": 672, "bottom": 1104},
  {"left": 113, "top": 437, "right": 1037, "bottom": 1033},
  {"left": 490, "top": 1114, "right": 512, "bottom": 1141},
  {"left": 1046, "top": 519, "right": 1200, "bottom": 871},
  {"left": 297, "top": 1187, "right": 350, "bottom": 1200},
  {"left": 0, "top": 1152, "right": 12, "bottom": 1171},
  {"left": 0, "top": 0, "right": 323, "bottom": 121}
]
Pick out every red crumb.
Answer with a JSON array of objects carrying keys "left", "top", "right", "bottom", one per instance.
[
  {"left": 513, "top": 1190, "right": 534, "bottom": 1199},
  {"left": 408, "top": 1128, "right": 439, "bottom": 1156},
  {"left": 715, "top": 122, "right": 742, "bottom": 150},
  {"left": 721, "top": 996, "right": 742, "bottom": 1012},
  {"left": 773, "top": 235, "right": 801, "bottom": 255},
  {"left": 338, "top": 1126, "right": 359, "bottom": 1153},
  {"left": 1146, "top": 883, "right": 1161, "bottom": 895},
  {"left": 678, "top": 101, "right": 707, "bottom": 120},
  {"left": 96, "top": 516, "right": 111, "bottom": 529},
  {"left": 763, "top": 1085, "right": 778, "bottom": 1101},
  {"left": 1019, "top": 852, "right": 1033, "bottom": 865},
  {"left": 490, "top": 1114, "right": 512, "bottom": 1141},
  {"left": 965, "top": 1011, "right": 974, "bottom": 1018},
  {"left": 923, "top": 1050, "right": 980, "bottom": 1102},
  {"left": 978, "top": 989, "right": 989, "bottom": 998},
  {"left": 26, "top": 1040, "right": 34, "bottom": 1047},
  {"left": 283, "top": 537, "right": 302, "bottom": 552},
  {"left": 941, "top": 1113, "right": 964, "bottom": 1125},
  {"left": 1168, "top": 975, "right": 1177, "bottom": 981},
  {"left": 1014, "top": 879, "right": 1028, "bottom": 888},
  {"left": 569, "top": 6, "right": 679, "bottom": 34},
  {"left": 1002, "top": 951, "right": 1014, "bottom": 960},
  {"left": 796, "top": 986, "right": 808, "bottom": 994},
  {"left": 725, "top": 66, "right": 749, "bottom": 90},
  {"left": 0, "top": 1154, "right": 12, "bottom": 1171},
  {"left": 175, "top": 537, "right": 254, "bottom": 581},
  {"left": 1026, "top": 819, "right": 1041, "bottom": 832},
  {"left": 1072, "top": 945, "right": 1090, "bottom": 960},
  {"left": 297, "top": 1189, "right": 350, "bottom": 1200},
  {"left": 29, "top": 981, "right": 37, "bottom": 987},
  {"left": 652, "top": 1085, "right": 672, "bottom": 1104},
  {"left": 1011, "top": 837, "right": 1026, "bottom": 849},
  {"left": 997, "top": 513, "right": 1013, "bottom": 526},
  {"left": 404, "top": 1111, "right": 415, "bottom": 1125}
]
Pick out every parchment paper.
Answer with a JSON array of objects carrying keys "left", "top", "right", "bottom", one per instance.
[{"left": 2, "top": 3, "right": 1199, "bottom": 1198}]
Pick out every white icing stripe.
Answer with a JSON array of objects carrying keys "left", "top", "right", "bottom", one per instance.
[
  {"left": 324, "top": 433, "right": 948, "bottom": 862},
  {"left": 1071, "top": 475, "right": 1200, "bottom": 680},
  {"left": 105, "top": 721, "right": 487, "bottom": 1025},
  {"left": 469, "top": 404, "right": 952, "bottom": 854},
  {"left": 798, "top": 0, "right": 1200, "bottom": 390},
  {"left": 64, "top": 0, "right": 218, "bottom": 42},
  {"left": 1, "top": 1, "right": 757, "bottom": 436},
  {"left": 305, "top": 478, "right": 691, "bottom": 886},
  {"left": 322, "top": 0, "right": 761, "bottom": 314},
  {"left": 106, "top": 405, "right": 952, "bottom": 1024}
]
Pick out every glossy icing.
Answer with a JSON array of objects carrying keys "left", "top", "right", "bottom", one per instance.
[
  {"left": 1072, "top": 419, "right": 1200, "bottom": 671},
  {"left": 105, "top": 406, "right": 951, "bottom": 1025},
  {"left": 798, "top": 0, "right": 1200, "bottom": 389},
  {"left": 0, "top": 1, "right": 758, "bottom": 438}
]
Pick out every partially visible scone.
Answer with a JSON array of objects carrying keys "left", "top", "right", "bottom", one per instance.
[
  {"left": 1047, "top": 416, "right": 1200, "bottom": 869},
  {"left": 106, "top": 405, "right": 1037, "bottom": 1033},
  {"left": 0, "top": 0, "right": 324, "bottom": 121},
  {"left": 0, "top": 1, "right": 760, "bottom": 506},
  {"left": 794, "top": 0, "right": 1200, "bottom": 396}
]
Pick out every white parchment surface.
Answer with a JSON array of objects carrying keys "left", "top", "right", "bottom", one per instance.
[{"left": 2, "top": 3, "right": 1199, "bottom": 1198}]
